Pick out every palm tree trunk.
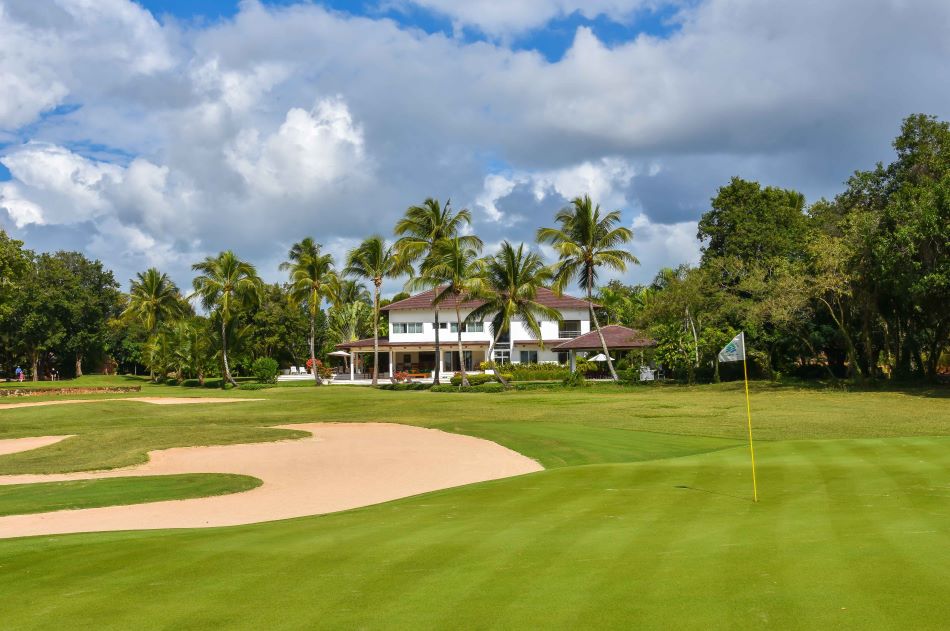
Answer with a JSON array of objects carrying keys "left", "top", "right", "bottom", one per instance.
[
  {"left": 490, "top": 327, "right": 509, "bottom": 388},
  {"left": 433, "top": 307, "right": 441, "bottom": 384},
  {"left": 75, "top": 354, "right": 83, "bottom": 378},
  {"left": 455, "top": 301, "right": 468, "bottom": 387},
  {"left": 309, "top": 314, "right": 321, "bottom": 386},
  {"left": 589, "top": 289, "right": 618, "bottom": 381},
  {"left": 221, "top": 318, "right": 236, "bottom": 387},
  {"left": 372, "top": 281, "right": 380, "bottom": 386}
]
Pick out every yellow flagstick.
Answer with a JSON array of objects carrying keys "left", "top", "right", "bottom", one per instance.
[{"left": 741, "top": 332, "right": 759, "bottom": 502}]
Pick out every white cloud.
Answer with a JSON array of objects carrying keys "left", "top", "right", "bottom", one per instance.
[
  {"left": 1, "top": 0, "right": 949, "bottom": 292},
  {"left": 629, "top": 213, "right": 700, "bottom": 282},
  {"left": 225, "top": 98, "right": 369, "bottom": 198},
  {"left": 400, "top": 0, "right": 661, "bottom": 37}
]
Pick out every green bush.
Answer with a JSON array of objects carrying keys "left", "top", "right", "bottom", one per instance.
[
  {"left": 431, "top": 383, "right": 507, "bottom": 393},
  {"left": 238, "top": 383, "right": 275, "bottom": 391},
  {"left": 448, "top": 372, "right": 513, "bottom": 386},
  {"left": 164, "top": 378, "right": 179, "bottom": 386},
  {"left": 250, "top": 358, "right": 279, "bottom": 384},
  {"left": 202, "top": 378, "right": 223, "bottom": 389},
  {"left": 181, "top": 379, "right": 200, "bottom": 388},
  {"left": 508, "top": 363, "right": 570, "bottom": 381},
  {"left": 377, "top": 383, "right": 433, "bottom": 391},
  {"left": 562, "top": 372, "right": 587, "bottom": 387}
]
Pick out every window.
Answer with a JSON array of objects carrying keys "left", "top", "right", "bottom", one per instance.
[
  {"left": 519, "top": 350, "right": 538, "bottom": 364},
  {"left": 450, "top": 321, "right": 484, "bottom": 333},
  {"left": 493, "top": 350, "right": 510, "bottom": 365},
  {"left": 392, "top": 322, "right": 423, "bottom": 334},
  {"left": 557, "top": 352, "right": 569, "bottom": 365},
  {"left": 559, "top": 320, "right": 581, "bottom": 338},
  {"left": 439, "top": 322, "right": 448, "bottom": 329}
]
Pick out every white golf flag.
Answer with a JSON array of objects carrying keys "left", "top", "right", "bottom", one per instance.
[{"left": 718, "top": 332, "right": 746, "bottom": 363}]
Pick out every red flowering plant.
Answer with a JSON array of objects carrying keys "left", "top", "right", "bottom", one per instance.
[{"left": 394, "top": 371, "right": 410, "bottom": 383}]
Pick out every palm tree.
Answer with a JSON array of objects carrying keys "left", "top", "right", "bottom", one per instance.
[
  {"left": 191, "top": 251, "right": 263, "bottom": 387},
  {"left": 344, "top": 236, "right": 410, "bottom": 385},
  {"left": 408, "top": 237, "right": 483, "bottom": 386},
  {"left": 467, "top": 242, "right": 560, "bottom": 387},
  {"left": 395, "top": 198, "right": 481, "bottom": 383},
  {"left": 537, "top": 195, "right": 638, "bottom": 381},
  {"left": 282, "top": 239, "right": 336, "bottom": 385},
  {"left": 124, "top": 268, "right": 184, "bottom": 380},
  {"left": 327, "top": 277, "right": 371, "bottom": 309}
]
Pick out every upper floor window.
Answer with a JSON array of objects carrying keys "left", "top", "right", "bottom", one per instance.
[
  {"left": 392, "top": 322, "right": 423, "bottom": 334},
  {"left": 450, "top": 322, "right": 484, "bottom": 333},
  {"left": 559, "top": 320, "right": 581, "bottom": 338}
]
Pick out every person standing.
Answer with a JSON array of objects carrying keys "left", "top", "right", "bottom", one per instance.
[{"left": 15, "top": 365, "right": 23, "bottom": 382}]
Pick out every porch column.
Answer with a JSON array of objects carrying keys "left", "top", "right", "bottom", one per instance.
[
  {"left": 569, "top": 349, "right": 576, "bottom": 372},
  {"left": 349, "top": 351, "right": 355, "bottom": 381},
  {"left": 389, "top": 349, "right": 395, "bottom": 380}
]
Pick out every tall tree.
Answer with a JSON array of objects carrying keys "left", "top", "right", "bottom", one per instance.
[
  {"left": 537, "top": 194, "right": 638, "bottom": 381},
  {"left": 344, "top": 236, "right": 409, "bottom": 385},
  {"left": 467, "top": 242, "right": 560, "bottom": 387},
  {"left": 395, "top": 198, "right": 480, "bottom": 384},
  {"left": 57, "top": 252, "right": 121, "bottom": 377},
  {"left": 124, "top": 268, "right": 184, "bottom": 380},
  {"left": 408, "top": 237, "right": 483, "bottom": 386},
  {"left": 698, "top": 177, "right": 808, "bottom": 265},
  {"left": 191, "top": 251, "right": 263, "bottom": 387},
  {"left": 281, "top": 239, "right": 335, "bottom": 385}
]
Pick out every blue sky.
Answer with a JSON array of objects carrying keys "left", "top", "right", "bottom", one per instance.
[
  {"left": 1, "top": 0, "right": 947, "bottom": 292},
  {"left": 138, "top": 0, "right": 682, "bottom": 61}
]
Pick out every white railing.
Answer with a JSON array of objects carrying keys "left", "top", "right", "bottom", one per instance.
[{"left": 558, "top": 329, "right": 582, "bottom": 338}]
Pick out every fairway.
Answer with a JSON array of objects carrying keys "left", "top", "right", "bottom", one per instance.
[{"left": 0, "top": 380, "right": 948, "bottom": 629}]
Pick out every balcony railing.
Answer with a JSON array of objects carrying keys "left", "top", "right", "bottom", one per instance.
[{"left": 558, "top": 329, "right": 582, "bottom": 338}]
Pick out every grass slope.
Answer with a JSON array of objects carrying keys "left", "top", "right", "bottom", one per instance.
[
  {"left": 0, "top": 474, "right": 261, "bottom": 517},
  {"left": 1, "top": 437, "right": 948, "bottom": 629},
  {"left": 0, "top": 379, "right": 948, "bottom": 628}
]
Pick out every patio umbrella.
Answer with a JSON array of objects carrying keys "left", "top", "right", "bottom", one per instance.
[
  {"left": 588, "top": 353, "right": 609, "bottom": 362},
  {"left": 328, "top": 350, "right": 351, "bottom": 372}
]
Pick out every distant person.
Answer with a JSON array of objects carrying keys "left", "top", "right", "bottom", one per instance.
[
  {"left": 15, "top": 366, "right": 23, "bottom": 382},
  {"left": 51, "top": 368, "right": 59, "bottom": 381}
]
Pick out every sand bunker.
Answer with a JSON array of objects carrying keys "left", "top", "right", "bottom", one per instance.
[
  {"left": 0, "top": 423, "right": 541, "bottom": 539},
  {"left": 0, "top": 397, "right": 262, "bottom": 410},
  {"left": 0, "top": 435, "right": 72, "bottom": 456}
]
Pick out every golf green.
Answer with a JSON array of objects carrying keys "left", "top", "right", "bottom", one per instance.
[{"left": 0, "top": 380, "right": 947, "bottom": 629}]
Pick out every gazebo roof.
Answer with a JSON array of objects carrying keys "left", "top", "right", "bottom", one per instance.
[{"left": 552, "top": 325, "right": 655, "bottom": 351}]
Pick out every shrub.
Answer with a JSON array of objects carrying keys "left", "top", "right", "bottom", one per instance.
[
  {"left": 449, "top": 373, "right": 513, "bottom": 386},
  {"left": 562, "top": 372, "right": 587, "bottom": 387},
  {"left": 431, "top": 382, "right": 506, "bottom": 393},
  {"left": 239, "top": 382, "right": 275, "bottom": 391},
  {"left": 508, "top": 362, "right": 569, "bottom": 381},
  {"left": 202, "top": 378, "right": 223, "bottom": 389},
  {"left": 251, "top": 357, "right": 280, "bottom": 384},
  {"left": 377, "top": 382, "right": 432, "bottom": 391}
]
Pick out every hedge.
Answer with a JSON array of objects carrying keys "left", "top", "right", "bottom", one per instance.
[{"left": 431, "top": 383, "right": 507, "bottom": 393}]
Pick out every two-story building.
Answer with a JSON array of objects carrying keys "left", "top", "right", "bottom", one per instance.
[{"left": 335, "top": 286, "right": 597, "bottom": 379}]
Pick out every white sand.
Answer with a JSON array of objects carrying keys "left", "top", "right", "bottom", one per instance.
[
  {"left": 0, "top": 397, "right": 262, "bottom": 410},
  {"left": 0, "top": 423, "right": 542, "bottom": 539},
  {"left": 0, "top": 435, "right": 72, "bottom": 456}
]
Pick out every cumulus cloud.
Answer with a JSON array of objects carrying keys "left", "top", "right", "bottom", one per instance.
[{"left": 1, "top": 0, "right": 948, "bottom": 292}]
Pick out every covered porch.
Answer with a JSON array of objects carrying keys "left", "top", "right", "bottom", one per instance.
[
  {"left": 335, "top": 338, "right": 491, "bottom": 381},
  {"left": 552, "top": 325, "right": 656, "bottom": 375}
]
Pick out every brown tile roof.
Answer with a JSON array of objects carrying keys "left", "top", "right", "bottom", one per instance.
[
  {"left": 336, "top": 337, "right": 490, "bottom": 350},
  {"left": 381, "top": 286, "right": 596, "bottom": 311},
  {"left": 552, "top": 325, "right": 655, "bottom": 350}
]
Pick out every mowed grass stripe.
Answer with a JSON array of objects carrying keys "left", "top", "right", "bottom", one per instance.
[
  {"left": 0, "top": 474, "right": 261, "bottom": 517},
  {"left": 3, "top": 437, "right": 950, "bottom": 628}
]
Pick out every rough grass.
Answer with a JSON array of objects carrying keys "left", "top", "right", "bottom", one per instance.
[
  {"left": 0, "top": 377, "right": 948, "bottom": 629},
  {"left": 0, "top": 474, "right": 261, "bottom": 516}
]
